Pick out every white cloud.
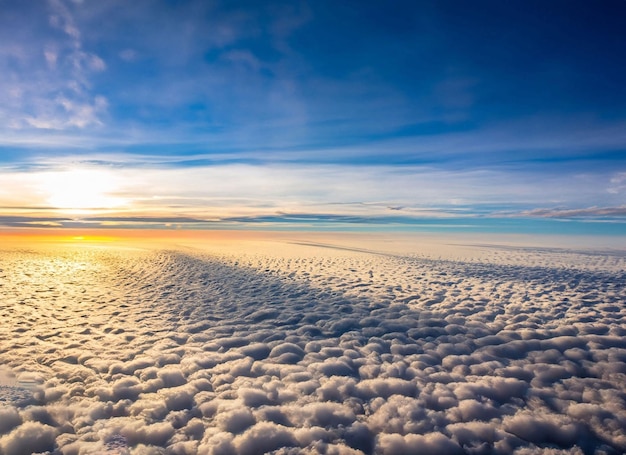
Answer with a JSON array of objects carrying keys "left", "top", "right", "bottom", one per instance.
[
  {"left": 44, "top": 47, "right": 58, "bottom": 69},
  {"left": 48, "top": 0, "right": 81, "bottom": 42},
  {"left": 608, "top": 173, "right": 626, "bottom": 194},
  {"left": 0, "top": 0, "right": 107, "bottom": 131},
  {"left": 0, "top": 422, "right": 58, "bottom": 455},
  {"left": 119, "top": 48, "right": 138, "bottom": 62}
]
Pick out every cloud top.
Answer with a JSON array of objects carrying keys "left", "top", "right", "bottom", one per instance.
[{"left": 0, "top": 239, "right": 625, "bottom": 453}]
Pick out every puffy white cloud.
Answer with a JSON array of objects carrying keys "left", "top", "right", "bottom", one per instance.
[
  {"left": 0, "top": 407, "right": 22, "bottom": 434},
  {"left": 232, "top": 422, "right": 297, "bottom": 455},
  {"left": 503, "top": 412, "right": 579, "bottom": 447},
  {"left": 0, "top": 421, "right": 58, "bottom": 455},
  {"left": 377, "top": 432, "right": 463, "bottom": 455}
]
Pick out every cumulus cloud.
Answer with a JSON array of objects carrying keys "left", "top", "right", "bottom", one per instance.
[
  {"left": 0, "top": 239, "right": 625, "bottom": 453},
  {"left": 0, "top": 422, "right": 58, "bottom": 455}
]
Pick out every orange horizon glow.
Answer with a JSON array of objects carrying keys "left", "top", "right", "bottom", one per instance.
[
  {"left": 0, "top": 228, "right": 310, "bottom": 245},
  {"left": 2, "top": 228, "right": 624, "bottom": 252}
]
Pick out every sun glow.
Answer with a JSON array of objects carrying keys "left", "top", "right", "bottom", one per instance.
[{"left": 39, "top": 169, "right": 126, "bottom": 210}]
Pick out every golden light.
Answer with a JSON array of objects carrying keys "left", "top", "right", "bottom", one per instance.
[{"left": 38, "top": 169, "right": 126, "bottom": 210}]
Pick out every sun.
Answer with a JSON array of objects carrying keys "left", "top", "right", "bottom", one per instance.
[{"left": 39, "top": 169, "right": 125, "bottom": 210}]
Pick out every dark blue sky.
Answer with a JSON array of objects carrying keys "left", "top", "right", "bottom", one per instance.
[{"left": 0, "top": 0, "right": 625, "bottom": 231}]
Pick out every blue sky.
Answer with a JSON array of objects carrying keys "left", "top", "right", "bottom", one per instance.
[{"left": 1, "top": 0, "right": 625, "bottom": 233}]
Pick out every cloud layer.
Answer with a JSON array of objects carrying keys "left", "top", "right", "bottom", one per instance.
[{"left": 0, "top": 239, "right": 625, "bottom": 454}]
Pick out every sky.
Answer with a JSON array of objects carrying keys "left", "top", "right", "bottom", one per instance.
[{"left": 1, "top": 0, "right": 626, "bottom": 234}]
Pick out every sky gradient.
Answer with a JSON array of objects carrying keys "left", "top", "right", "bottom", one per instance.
[{"left": 1, "top": 0, "right": 626, "bottom": 234}]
